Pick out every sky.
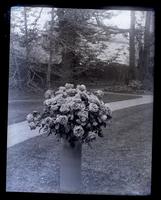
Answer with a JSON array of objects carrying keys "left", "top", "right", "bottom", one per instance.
[
  {"left": 104, "top": 10, "right": 130, "bottom": 29},
  {"left": 11, "top": 7, "right": 131, "bottom": 31},
  {"left": 11, "top": 7, "right": 151, "bottom": 65}
]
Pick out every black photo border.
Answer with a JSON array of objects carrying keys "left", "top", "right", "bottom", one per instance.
[{"left": 0, "top": 0, "right": 160, "bottom": 200}]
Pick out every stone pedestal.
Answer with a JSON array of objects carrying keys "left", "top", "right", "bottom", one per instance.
[{"left": 60, "top": 139, "right": 82, "bottom": 193}]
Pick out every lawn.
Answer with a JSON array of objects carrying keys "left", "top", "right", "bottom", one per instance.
[
  {"left": 6, "top": 104, "right": 153, "bottom": 195},
  {"left": 8, "top": 93, "right": 141, "bottom": 125}
]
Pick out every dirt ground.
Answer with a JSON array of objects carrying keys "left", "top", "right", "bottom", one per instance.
[{"left": 6, "top": 103, "right": 153, "bottom": 195}]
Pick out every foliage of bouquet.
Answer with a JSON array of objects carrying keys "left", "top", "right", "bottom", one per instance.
[{"left": 26, "top": 83, "right": 112, "bottom": 147}]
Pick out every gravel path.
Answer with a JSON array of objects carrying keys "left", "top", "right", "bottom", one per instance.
[
  {"left": 6, "top": 104, "right": 153, "bottom": 195},
  {"left": 7, "top": 95, "right": 153, "bottom": 148},
  {"left": 109, "top": 95, "right": 153, "bottom": 111},
  {"left": 7, "top": 92, "right": 141, "bottom": 125}
]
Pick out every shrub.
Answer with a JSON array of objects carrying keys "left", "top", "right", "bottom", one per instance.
[{"left": 128, "top": 80, "right": 142, "bottom": 90}]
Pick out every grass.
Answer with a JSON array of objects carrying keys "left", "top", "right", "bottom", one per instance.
[
  {"left": 82, "top": 103, "right": 153, "bottom": 195},
  {"left": 6, "top": 104, "right": 153, "bottom": 194},
  {"left": 8, "top": 93, "right": 141, "bottom": 125},
  {"left": 103, "top": 93, "right": 140, "bottom": 102}
]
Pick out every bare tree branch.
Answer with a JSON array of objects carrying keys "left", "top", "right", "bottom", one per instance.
[{"left": 32, "top": 8, "right": 43, "bottom": 30}]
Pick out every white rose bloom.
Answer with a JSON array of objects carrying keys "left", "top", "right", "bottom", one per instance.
[
  {"left": 65, "top": 96, "right": 73, "bottom": 103},
  {"left": 65, "top": 83, "right": 74, "bottom": 89},
  {"left": 88, "top": 131, "right": 97, "bottom": 140},
  {"left": 74, "top": 93, "right": 81, "bottom": 99},
  {"left": 55, "top": 90, "right": 63, "bottom": 95},
  {"left": 73, "top": 125, "right": 84, "bottom": 137},
  {"left": 76, "top": 84, "right": 86, "bottom": 91},
  {"left": 29, "top": 122, "right": 36, "bottom": 130},
  {"left": 41, "top": 119, "right": 46, "bottom": 125},
  {"left": 66, "top": 88, "right": 77, "bottom": 96},
  {"left": 89, "top": 94, "right": 100, "bottom": 105},
  {"left": 105, "top": 103, "right": 112, "bottom": 116},
  {"left": 71, "top": 102, "right": 83, "bottom": 111},
  {"left": 101, "top": 115, "right": 107, "bottom": 121},
  {"left": 100, "top": 102, "right": 110, "bottom": 115},
  {"left": 89, "top": 103, "right": 99, "bottom": 112},
  {"left": 68, "top": 114, "right": 74, "bottom": 120},
  {"left": 94, "top": 90, "right": 104, "bottom": 99},
  {"left": 80, "top": 103, "right": 86, "bottom": 110},
  {"left": 44, "top": 98, "right": 56, "bottom": 106},
  {"left": 54, "top": 93, "right": 63, "bottom": 100},
  {"left": 55, "top": 124, "right": 59, "bottom": 130},
  {"left": 60, "top": 104, "right": 70, "bottom": 113},
  {"left": 65, "top": 101, "right": 73, "bottom": 109},
  {"left": 43, "top": 99, "right": 51, "bottom": 106},
  {"left": 86, "top": 123, "right": 91, "bottom": 128},
  {"left": 56, "top": 115, "right": 68, "bottom": 125},
  {"left": 51, "top": 98, "right": 57, "bottom": 105},
  {"left": 59, "top": 86, "right": 66, "bottom": 91},
  {"left": 56, "top": 97, "right": 66, "bottom": 106},
  {"left": 77, "top": 110, "right": 88, "bottom": 122},
  {"left": 80, "top": 116, "right": 87, "bottom": 122},
  {"left": 50, "top": 104, "right": 59, "bottom": 111},
  {"left": 26, "top": 113, "right": 34, "bottom": 122},
  {"left": 62, "top": 92, "right": 67, "bottom": 98},
  {"left": 44, "top": 90, "right": 53, "bottom": 99},
  {"left": 44, "top": 117, "right": 53, "bottom": 124},
  {"left": 76, "top": 84, "right": 81, "bottom": 89},
  {"left": 79, "top": 91, "right": 89, "bottom": 101},
  {"left": 98, "top": 118, "right": 102, "bottom": 123},
  {"left": 73, "top": 98, "right": 82, "bottom": 103},
  {"left": 81, "top": 122, "right": 87, "bottom": 126},
  {"left": 34, "top": 114, "right": 41, "bottom": 122},
  {"left": 105, "top": 103, "right": 110, "bottom": 109},
  {"left": 76, "top": 119, "right": 81, "bottom": 124},
  {"left": 93, "top": 122, "right": 98, "bottom": 126},
  {"left": 68, "top": 101, "right": 74, "bottom": 110}
]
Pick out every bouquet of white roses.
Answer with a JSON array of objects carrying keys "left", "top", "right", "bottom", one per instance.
[{"left": 26, "top": 83, "right": 112, "bottom": 147}]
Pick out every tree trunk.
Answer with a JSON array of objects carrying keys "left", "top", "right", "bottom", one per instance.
[
  {"left": 142, "top": 11, "right": 152, "bottom": 81},
  {"left": 128, "top": 11, "right": 136, "bottom": 82},
  {"left": 24, "top": 7, "right": 31, "bottom": 86},
  {"left": 138, "top": 44, "right": 144, "bottom": 80},
  {"left": 56, "top": 9, "right": 79, "bottom": 84},
  {"left": 24, "top": 7, "right": 29, "bottom": 59},
  {"left": 47, "top": 48, "right": 52, "bottom": 89},
  {"left": 46, "top": 8, "right": 55, "bottom": 89},
  {"left": 61, "top": 51, "right": 75, "bottom": 84}
]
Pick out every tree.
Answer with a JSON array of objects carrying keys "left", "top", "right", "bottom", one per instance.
[
  {"left": 46, "top": 8, "right": 56, "bottom": 89},
  {"left": 10, "top": 7, "right": 43, "bottom": 91},
  {"left": 42, "top": 8, "right": 115, "bottom": 84},
  {"left": 9, "top": 17, "right": 22, "bottom": 89},
  {"left": 56, "top": 8, "right": 104, "bottom": 83},
  {"left": 135, "top": 11, "right": 154, "bottom": 84},
  {"left": 58, "top": 9, "right": 125, "bottom": 82},
  {"left": 11, "top": 8, "right": 154, "bottom": 91},
  {"left": 142, "top": 11, "right": 154, "bottom": 81},
  {"left": 128, "top": 10, "right": 136, "bottom": 82},
  {"left": 129, "top": 11, "right": 136, "bottom": 69}
]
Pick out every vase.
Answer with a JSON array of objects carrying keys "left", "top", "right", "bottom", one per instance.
[{"left": 60, "top": 138, "right": 82, "bottom": 193}]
